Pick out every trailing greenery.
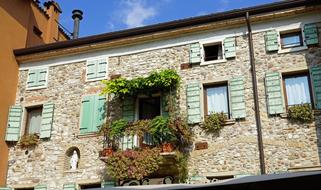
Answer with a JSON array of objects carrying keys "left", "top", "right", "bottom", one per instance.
[
  {"left": 19, "top": 134, "right": 39, "bottom": 148},
  {"left": 109, "top": 119, "right": 128, "bottom": 137},
  {"left": 175, "top": 151, "right": 189, "bottom": 183},
  {"left": 125, "top": 119, "right": 151, "bottom": 137},
  {"left": 288, "top": 104, "right": 313, "bottom": 123},
  {"left": 202, "top": 112, "right": 227, "bottom": 134},
  {"left": 106, "top": 148, "right": 162, "bottom": 180},
  {"left": 101, "top": 69, "right": 180, "bottom": 97}
]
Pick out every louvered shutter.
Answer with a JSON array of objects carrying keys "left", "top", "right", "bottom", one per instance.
[
  {"left": 93, "top": 95, "right": 107, "bottom": 132},
  {"left": 122, "top": 97, "right": 135, "bottom": 122},
  {"left": 0, "top": 187, "right": 12, "bottom": 190},
  {"left": 97, "top": 60, "right": 107, "bottom": 78},
  {"left": 40, "top": 103, "right": 54, "bottom": 138},
  {"left": 224, "top": 37, "right": 236, "bottom": 58},
  {"left": 265, "top": 72, "right": 285, "bottom": 114},
  {"left": 101, "top": 181, "right": 116, "bottom": 187},
  {"left": 37, "top": 68, "right": 48, "bottom": 87},
  {"left": 86, "top": 60, "right": 97, "bottom": 80},
  {"left": 5, "top": 106, "right": 23, "bottom": 141},
  {"left": 34, "top": 185, "right": 47, "bottom": 190},
  {"left": 304, "top": 23, "right": 319, "bottom": 45},
  {"left": 63, "top": 184, "right": 76, "bottom": 190},
  {"left": 186, "top": 82, "right": 201, "bottom": 124},
  {"left": 189, "top": 43, "right": 201, "bottom": 64},
  {"left": 80, "top": 96, "right": 94, "bottom": 134},
  {"left": 27, "top": 69, "right": 38, "bottom": 88},
  {"left": 310, "top": 65, "right": 321, "bottom": 109},
  {"left": 265, "top": 30, "right": 279, "bottom": 52},
  {"left": 229, "top": 77, "right": 246, "bottom": 119},
  {"left": 161, "top": 93, "right": 169, "bottom": 117}
]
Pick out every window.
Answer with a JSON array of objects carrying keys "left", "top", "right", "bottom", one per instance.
[
  {"left": 204, "top": 84, "right": 229, "bottom": 116},
  {"left": 283, "top": 74, "right": 312, "bottom": 107},
  {"left": 280, "top": 30, "right": 303, "bottom": 49},
  {"left": 25, "top": 106, "right": 43, "bottom": 135},
  {"left": 86, "top": 58, "right": 107, "bottom": 81},
  {"left": 27, "top": 68, "right": 48, "bottom": 89},
  {"left": 138, "top": 97, "right": 161, "bottom": 120},
  {"left": 79, "top": 183, "right": 101, "bottom": 189},
  {"left": 203, "top": 42, "right": 223, "bottom": 62}
]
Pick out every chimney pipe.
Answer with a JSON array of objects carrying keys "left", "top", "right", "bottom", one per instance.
[{"left": 72, "top": 9, "right": 83, "bottom": 39}]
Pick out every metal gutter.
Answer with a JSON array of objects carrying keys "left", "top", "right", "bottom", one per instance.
[
  {"left": 14, "top": 0, "right": 320, "bottom": 56},
  {"left": 245, "top": 12, "right": 266, "bottom": 174}
]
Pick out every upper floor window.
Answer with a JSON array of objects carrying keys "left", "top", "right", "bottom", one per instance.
[
  {"left": 283, "top": 73, "right": 312, "bottom": 107},
  {"left": 138, "top": 97, "right": 161, "bottom": 120},
  {"left": 86, "top": 58, "right": 108, "bottom": 81},
  {"left": 280, "top": 30, "right": 303, "bottom": 49},
  {"left": 204, "top": 84, "right": 230, "bottom": 117},
  {"left": 203, "top": 42, "right": 223, "bottom": 62},
  {"left": 27, "top": 68, "right": 48, "bottom": 90},
  {"left": 26, "top": 106, "right": 43, "bottom": 135}
]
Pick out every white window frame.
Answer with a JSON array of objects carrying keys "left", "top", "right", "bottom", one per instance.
[
  {"left": 277, "top": 26, "right": 308, "bottom": 54},
  {"left": 200, "top": 39, "right": 227, "bottom": 66},
  {"left": 85, "top": 56, "right": 108, "bottom": 82},
  {"left": 26, "top": 67, "right": 49, "bottom": 90}
]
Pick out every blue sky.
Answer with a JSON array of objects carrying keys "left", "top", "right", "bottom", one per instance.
[{"left": 41, "top": 0, "right": 278, "bottom": 38}]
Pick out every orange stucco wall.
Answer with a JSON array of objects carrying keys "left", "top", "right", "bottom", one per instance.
[{"left": 0, "top": 0, "right": 68, "bottom": 185}]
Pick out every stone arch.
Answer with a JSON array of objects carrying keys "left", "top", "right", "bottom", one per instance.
[{"left": 64, "top": 146, "right": 81, "bottom": 171}]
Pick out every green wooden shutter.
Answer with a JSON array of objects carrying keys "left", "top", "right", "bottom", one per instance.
[
  {"left": 63, "top": 184, "right": 76, "bottom": 190},
  {"left": 224, "top": 37, "right": 236, "bottom": 58},
  {"left": 40, "top": 103, "right": 54, "bottom": 138},
  {"left": 93, "top": 95, "right": 107, "bottom": 132},
  {"left": 5, "top": 105, "right": 23, "bottom": 141},
  {"left": 37, "top": 68, "right": 48, "bottom": 87},
  {"left": 304, "top": 23, "right": 319, "bottom": 45},
  {"left": 34, "top": 185, "right": 47, "bottom": 190},
  {"left": 265, "top": 72, "right": 285, "bottom": 114},
  {"left": 80, "top": 96, "right": 94, "bottom": 134},
  {"left": 87, "top": 60, "right": 97, "bottom": 80},
  {"left": 161, "top": 93, "right": 169, "bottom": 117},
  {"left": 186, "top": 82, "right": 201, "bottom": 124},
  {"left": 0, "top": 187, "right": 12, "bottom": 190},
  {"left": 102, "top": 181, "right": 116, "bottom": 187},
  {"left": 122, "top": 97, "right": 135, "bottom": 122},
  {"left": 310, "top": 65, "right": 321, "bottom": 109},
  {"left": 265, "top": 30, "right": 279, "bottom": 52},
  {"left": 189, "top": 43, "right": 201, "bottom": 64},
  {"left": 229, "top": 77, "right": 246, "bottom": 119},
  {"left": 27, "top": 69, "right": 38, "bottom": 88},
  {"left": 97, "top": 60, "right": 107, "bottom": 78}
]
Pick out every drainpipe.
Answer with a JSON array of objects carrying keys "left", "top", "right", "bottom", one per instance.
[{"left": 245, "top": 12, "right": 266, "bottom": 175}]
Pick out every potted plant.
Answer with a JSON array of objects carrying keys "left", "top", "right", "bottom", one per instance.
[
  {"left": 288, "top": 104, "right": 313, "bottom": 123},
  {"left": 149, "top": 116, "right": 177, "bottom": 152},
  {"left": 18, "top": 133, "right": 39, "bottom": 148},
  {"left": 201, "top": 112, "right": 227, "bottom": 134}
]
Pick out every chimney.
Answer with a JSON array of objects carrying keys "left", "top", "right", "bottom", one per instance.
[
  {"left": 43, "top": 1, "right": 62, "bottom": 43},
  {"left": 72, "top": 9, "right": 83, "bottom": 39}
]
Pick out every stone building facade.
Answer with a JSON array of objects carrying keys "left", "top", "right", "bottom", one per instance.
[{"left": 3, "top": 1, "right": 321, "bottom": 189}]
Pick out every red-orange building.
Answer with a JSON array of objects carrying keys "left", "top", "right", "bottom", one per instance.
[{"left": 0, "top": 0, "right": 69, "bottom": 185}]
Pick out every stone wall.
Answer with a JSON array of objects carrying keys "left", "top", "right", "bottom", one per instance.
[{"left": 6, "top": 22, "right": 321, "bottom": 189}]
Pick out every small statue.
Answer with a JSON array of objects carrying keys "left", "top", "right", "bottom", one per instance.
[{"left": 70, "top": 150, "right": 79, "bottom": 170}]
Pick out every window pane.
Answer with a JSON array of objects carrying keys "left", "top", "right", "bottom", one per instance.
[
  {"left": 27, "top": 108, "right": 42, "bottom": 134},
  {"left": 204, "top": 43, "right": 223, "bottom": 61},
  {"left": 281, "top": 32, "right": 302, "bottom": 48},
  {"left": 139, "top": 97, "right": 160, "bottom": 119},
  {"left": 285, "top": 76, "right": 311, "bottom": 106},
  {"left": 206, "top": 86, "right": 228, "bottom": 114}
]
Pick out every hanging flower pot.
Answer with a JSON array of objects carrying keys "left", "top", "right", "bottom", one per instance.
[{"left": 162, "top": 143, "right": 174, "bottom": 152}]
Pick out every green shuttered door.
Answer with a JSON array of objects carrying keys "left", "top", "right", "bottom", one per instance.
[
  {"left": 5, "top": 106, "right": 23, "bottom": 141},
  {"left": 304, "top": 23, "right": 319, "bottom": 45},
  {"left": 40, "top": 103, "right": 54, "bottom": 138},
  {"left": 122, "top": 97, "right": 135, "bottom": 122},
  {"left": 186, "top": 82, "right": 201, "bottom": 124},
  {"left": 224, "top": 37, "right": 236, "bottom": 58},
  {"left": 189, "top": 43, "right": 201, "bottom": 64},
  {"left": 265, "top": 72, "right": 285, "bottom": 114},
  {"left": 94, "top": 96, "right": 107, "bottom": 131},
  {"left": 265, "top": 30, "right": 278, "bottom": 52},
  {"left": 229, "top": 77, "right": 246, "bottom": 119},
  {"left": 310, "top": 65, "right": 321, "bottom": 109},
  {"left": 161, "top": 93, "right": 169, "bottom": 117}
]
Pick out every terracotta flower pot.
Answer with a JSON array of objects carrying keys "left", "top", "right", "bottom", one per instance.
[
  {"left": 162, "top": 143, "right": 174, "bottom": 152},
  {"left": 103, "top": 147, "right": 113, "bottom": 157}
]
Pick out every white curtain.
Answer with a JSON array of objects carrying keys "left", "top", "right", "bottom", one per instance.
[
  {"left": 28, "top": 110, "right": 42, "bottom": 134},
  {"left": 285, "top": 76, "right": 311, "bottom": 106},
  {"left": 207, "top": 86, "right": 228, "bottom": 114}
]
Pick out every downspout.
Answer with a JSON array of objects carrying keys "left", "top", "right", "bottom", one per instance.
[{"left": 245, "top": 12, "right": 266, "bottom": 174}]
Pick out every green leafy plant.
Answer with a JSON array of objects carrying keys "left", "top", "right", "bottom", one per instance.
[
  {"left": 150, "top": 116, "right": 177, "bottom": 145},
  {"left": 19, "top": 134, "right": 39, "bottom": 148},
  {"left": 106, "top": 148, "right": 162, "bottom": 180},
  {"left": 101, "top": 69, "right": 180, "bottom": 97},
  {"left": 175, "top": 151, "right": 189, "bottom": 183},
  {"left": 202, "top": 112, "right": 227, "bottom": 134},
  {"left": 168, "top": 116, "right": 193, "bottom": 148},
  {"left": 125, "top": 119, "right": 151, "bottom": 137},
  {"left": 110, "top": 119, "right": 128, "bottom": 138},
  {"left": 288, "top": 104, "right": 313, "bottom": 123}
]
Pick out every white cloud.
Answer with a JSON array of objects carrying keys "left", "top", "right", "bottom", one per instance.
[{"left": 120, "top": 0, "right": 157, "bottom": 28}]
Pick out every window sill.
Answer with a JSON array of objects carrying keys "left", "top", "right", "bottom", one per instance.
[
  {"left": 278, "top": 46, "right": 307, "bottom": 54},
  {"left": 77, "top": 133, "right": 100, "bottom": 138},
  {"left": 64, "top": 169, "right": 83, "bottom": 174},
  {"left": 26, "top": 86, "right": 47, "bottom": 91},
  {"left": 200, "top": 59, "right": 227, "bottom": 66},
  {"left": 223, "top": 119, "right": 235, "bottom": 126},
  {"left": 85, "top": 76, "right": 107, "bottom": 82}
]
